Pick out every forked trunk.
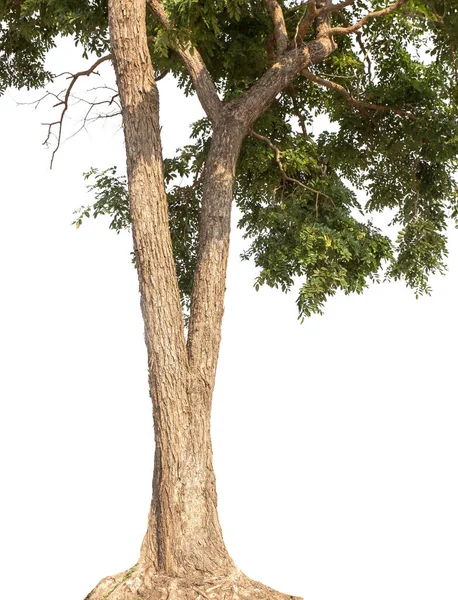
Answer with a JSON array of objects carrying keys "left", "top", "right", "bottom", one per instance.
[
  {"left": 107, "top": 0, "right": 242, "bottom": 580},
  {"left": 139, "top": 120, "right": 245, "bottom": 577},
  {"left": 85, "top": 0, "right": 301, "bottom": 597}
]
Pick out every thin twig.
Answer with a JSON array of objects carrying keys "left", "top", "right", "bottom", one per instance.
[
  {"left": 17, "top": 89, "right": 65, "bottom": 109},
  {"left": 287, "top": 84, "right": 308, "bottom": 135},
  {"left": 45, "top": 54, "right": 112, "bottom": 167},
  {"left": 65, "top": 93, "right": 121, "bottom": 141}
]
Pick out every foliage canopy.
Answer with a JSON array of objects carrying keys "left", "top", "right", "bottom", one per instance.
[{"left": 2, "top": 0, "right": 458, "bottom": 317}]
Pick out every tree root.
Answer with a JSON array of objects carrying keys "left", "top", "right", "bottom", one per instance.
[{"left": 84, "top": 564, "right": 302, "bottom": 600}]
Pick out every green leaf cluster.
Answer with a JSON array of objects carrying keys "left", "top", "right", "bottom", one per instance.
[
  {"left": 73, "top": 167, "right": 130, "bottom": 233},
  {"left": 4, "top": 0, "right": 458, "bottom": 317},
  {"left": 0, "top": 0, "right": 109, "bottom": 93}
]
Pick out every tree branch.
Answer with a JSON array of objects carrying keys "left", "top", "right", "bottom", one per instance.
[
  {"left": 294, "top": 0, "right": 355, "bottom": 43},
  {"left": 302, "top": 68, "right": 418, "bottom": 118},
  {"left": 147, "top": 0, "right": 222, "bottom": 123},
  {"left": 45, "top": 54, "right": 112, "bottom": 167},
  {"left": 65, "top": 91, "right": 121, "bottom": 140},
  {"left": 263, "top": 0, "right": 289, "bottom": 56},
  {"left": 327, "top": 0, "right": 409, "bottom": 36},
  {"left": 335, "top": 11, "right": 373, "bottom": 79},
  {"left": 230, "top": 35, "right": 336, "bottom": 128},
  {"left": 325, "top": 0, "right": 356, "bottom": 13},
  {"left": 295, "top": 0, "right": 318, "bottom": 43}
]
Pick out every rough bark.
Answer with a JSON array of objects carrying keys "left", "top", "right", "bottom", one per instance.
[
  {"left": 83, "top": 26, "right": 299, "bottom": 586},
  {"left": 147, "top": 0, "right": 222, "bottom": 123},
  {"left": 105, "top": 0, "right": 233, "bottom": 581},
  {"left": 85, "top": 0, "right": 341, "bottom": 597},
  {"left": 229, "top": 37, "right": 335, "bottom": 128},
  {"left": 187, "top": 116, "right": 245, "bottom": 396}
]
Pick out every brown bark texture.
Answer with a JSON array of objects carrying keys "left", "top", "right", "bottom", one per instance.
[
  {"left": 84, "top": 0, "right": 342, "bottom": 597},
  {"left": 105, "top": 0, "right": 235, "bottom": 582}
]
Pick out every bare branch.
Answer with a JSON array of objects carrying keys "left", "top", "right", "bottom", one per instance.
[
  {"left": 355, "top": 30, "right": 373, "bottom": 79},
  {"left": 327, "top": 0, "right": 409, "bottom": 36},
  {"left": 86, "top": 84, "right": 119, "bottom": 95},
  {"left": 17, "top": 89, "right": 65, "bottom": 110},
  {"left": 46, "top": 54, "right": 112, "bottom": 167},
  {"left": 263, "top": 0, "right": 289, "bottom": 56},
  {"left": 43, "top": 87, "right": 121, "bottom": 150},
  {"left": 249, "top": 128, "right": 335, "bottom": 213},
  {"left": 147, "top": 0, "right": 222, "bottom": 122},
  {"left": 66, "top": 101, "right": 122, "bottom": 142},
  {"left": 295, "top": 0, "right": 318, "bottom": 43},
  {"left": 302, "top": 68, "right": 418, "bottom": 118}
]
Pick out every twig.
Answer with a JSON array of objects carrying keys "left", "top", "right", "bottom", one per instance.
[
  {"left": 65, "top": 93, "right": 121, "bottom": 141},
  {"left": 44, "top": 54, "right": 112, "bottom": 167},
  {"left": 17, "top": 90, "right": 65, "bottom": 109},
  {"left": 287, "top": 84, "right": 308, "bottom": 135}
]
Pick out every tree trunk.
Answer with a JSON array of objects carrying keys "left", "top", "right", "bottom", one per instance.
[
  {"left": 106, "top": 0, "right": 238, "bottom": 579},
  {"left": 85, "top": 0, "right": 301, "bottom": 597}
]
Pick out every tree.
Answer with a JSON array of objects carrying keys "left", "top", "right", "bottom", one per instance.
[{"left": 1, "top": 0, "right": 457, "bottom": 598}]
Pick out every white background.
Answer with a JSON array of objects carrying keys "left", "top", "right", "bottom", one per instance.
[{"left": 1, "top": 39, "right": 457, "bottom": 600}]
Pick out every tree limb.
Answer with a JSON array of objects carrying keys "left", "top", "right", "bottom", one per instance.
[
  {"left": 327, "top": 0, "right": 409, "bottom": 36},
  {"left": 45, "top": 54, "right": 112, "bottom": 167},
  {"left": 263, "top": 0, "right": 289, "bottom": 56},
  {"left": 324, "top": 0, "right": 356, "bottom": 13},
  {"left": 147, "top": 0, "right": 222, "bottom": 123},
  {"left": 294, "top": 0, "right": 355, "bottom": 42},
  {"left": 336, "top": 11, "right": 373, "bottom": 79},
  {"left": 302, "top": 68, "right": 418, "bottom": 118},
  {"left": 295, "top": 0, "right": 318, "bottom": 43},
  {"left": 231, "top": 35, "right": 336, "bottom": 128}
]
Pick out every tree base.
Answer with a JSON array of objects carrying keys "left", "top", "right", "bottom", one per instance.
[{"left": 84, "top": 564, "right": 302, "bottom": 600}]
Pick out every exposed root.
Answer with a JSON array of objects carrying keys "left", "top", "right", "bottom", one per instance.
[{"left": 84, "top": 564, "right": 302, "bottom": 600}]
